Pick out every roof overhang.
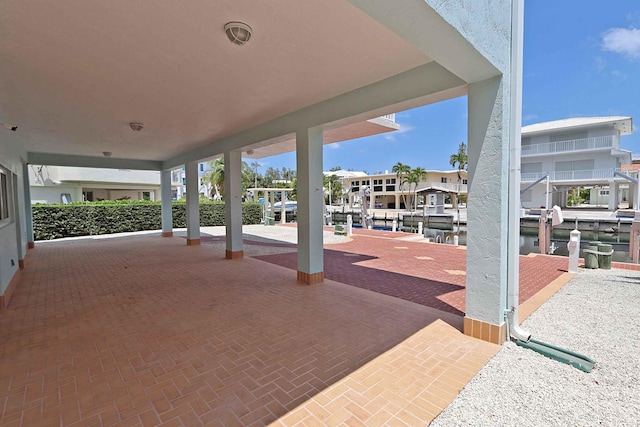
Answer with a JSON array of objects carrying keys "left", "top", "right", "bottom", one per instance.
[{"left": 2, "top": 0, "right": 505, "bottom": 170}]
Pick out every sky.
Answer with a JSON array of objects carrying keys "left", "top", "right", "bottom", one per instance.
[{"left": 259, "top": 1, "right": 640, "bottom": 174}]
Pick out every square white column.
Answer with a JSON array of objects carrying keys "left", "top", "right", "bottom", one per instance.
[
  {"left": 224, "top": 151, "right": 243, "bottom": 259},
  {"left": 22, "top": 163, "right": 34, "bottom": 248},
  {"left": 465, "top": 76, "right": 512, "bottom": 340},
  {"left": 185, "top": 161, "right": 200, "bottom": 245},
  {"left": 160, "top": 170, "right": 173, "bottom": 237},
  {"left": 296, "top": 127, "right": 324, "bottom": 284}
]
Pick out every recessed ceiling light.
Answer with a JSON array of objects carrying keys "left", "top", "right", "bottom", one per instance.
[
  {"left": 103, "top": 151, "right": 112, "bottom": 157},
  {"left": 129, "top": 122, "right": 144, "bottom": 131},
  {"left": 224, "top": 22, "right": 252, "bottom": 46}
]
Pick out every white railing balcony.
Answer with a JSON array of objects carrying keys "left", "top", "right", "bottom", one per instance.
[
  {"left": 521, "top": 136, "right": 614, "bottom": 156},
  {"left": 380, "top": 113, "right": 396, "bottom": 122},
  {"left": 521, "top": 168, "right": 621, "bottom": 182}
]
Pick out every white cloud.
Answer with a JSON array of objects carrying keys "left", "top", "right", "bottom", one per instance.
[
  {"left": 602, "top": 27, "right": 640, "bottom": 59},
  {"left": 523, "top": 113, "right": 538, "bottom": 123},
  {"left": 384, "top": 123, "right": 416, "bottom": 142},
  {"left": 327, "top": 143, "right": 341, "bottom": 149}
]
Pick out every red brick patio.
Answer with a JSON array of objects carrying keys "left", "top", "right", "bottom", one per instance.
[
  {"left": 255, "top": 232, "right": 569, "bottom": 316},
  {"left": 0, "top": 229, "right": 571, "bottom": 426}
]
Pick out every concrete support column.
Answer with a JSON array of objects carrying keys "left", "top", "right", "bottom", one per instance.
[
  {"left": 185, "top": 161, "right": 200, "bottom": 245},
  {"left": 395, "top": 194, "right": 400, "bottom": 210},
  {"left": 280, "top": 191, "right": 286, "bottom": 224},
  {"left": 22, "top": 163, "right": 34, "bottom": 249},
  {"left": 13, "top": 170, "right": 24, "bottom": 268},
  {"left": 607, "top": 181, "right": 617, "bottom": 211},
  {"left": 269, "top": 191, "right": 275, "bottom": 221},
  {"left": 296, "top": 127, "right": 324, "bottom": 284},
  {"left": 160, "top": 170, "right": 173, "bottom": 237},
  {"left": 224, "top": 151, "right": 243, "bottom": 259},
  {"left": 464, "top": 76, "right": 512, "bottom": 344}
]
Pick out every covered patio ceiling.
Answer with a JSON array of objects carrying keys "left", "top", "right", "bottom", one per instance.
[{"left": 0, "top": 0, "right": 498, "bottom": 170}]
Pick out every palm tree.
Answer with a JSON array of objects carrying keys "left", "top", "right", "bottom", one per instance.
[
  {"left": 450, "top": 142, "right": 468, "bottom": 209},
  {"left": 392, "top": 162, "right": 410, "bottom": 210},
  {"left": 202, "top": 158, "right": 252, "bottom": 200},
  {"left": 450, "top": 142, "right": 468, "bottom": 171},
  {"left": 409, "top": 167, "right": 427, "bottom": 210}
]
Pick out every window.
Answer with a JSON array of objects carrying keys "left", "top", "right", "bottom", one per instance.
[
  {"left": 352, "top": 181, "right": 359, "bottom": 186},
  {"left": 599, "top": 190, "right": 609, "bottom": 196},
  {"left": 362, "top": 180, "right": 370, "bottom": 185},
  {"left": 0, "top": 169, "right": 10, "bottom": 225},
  {"left": 522, "top": 162, "right": 543, "bottom": 174},
  {"left": 385, "top": 178, "right": 396, "bottom": 184},
  {"left": 142, "top": 191, "right": 151, "bottom": 201},
  {"left": 199, "top": 164, "right": 204, "bottom": 172},
  {"left": 550, "top": 131, "right": 588, "bottom": 142},
  {"left": 462, "top": 179, "right": 468, "bottom": 185},
  {"left": 441, "top": 177, "right": 447, "bottom": 183},
  {"left": 61, "top": 193, "right": 72, "bottom": 204},
  {"left": 83, "top": 191, "right": 94, "bottom": 202}
]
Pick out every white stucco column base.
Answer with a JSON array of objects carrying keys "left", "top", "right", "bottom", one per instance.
[
  {"left": 296, "top": 127, "right": 324, "bottom": 285},
  {"left": 185, "top": 161, "right": 200, "bottom": 245},
  {"left": 224, "top": 151, "right": 243, "bottom": 259},
  {"left": 464, "top": 76, "right": 512, "bottom": 344},
  {"left": 160, "top": 169, "right": 173, "bottom": 237}
]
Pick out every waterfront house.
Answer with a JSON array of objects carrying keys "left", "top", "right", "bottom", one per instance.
[{"left": 520, "top": 116, "right": 633, "bottom": 210}]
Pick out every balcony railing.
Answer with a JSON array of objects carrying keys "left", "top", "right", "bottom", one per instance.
[
  {"left": 521, "top": 136, "right": 614, "bottom": 156},
  {"left": 380, "top": 113, "right": 396, "bottom": 122},
  {"left": 521, "top": 168, "right": 621, "bottom": 182}
]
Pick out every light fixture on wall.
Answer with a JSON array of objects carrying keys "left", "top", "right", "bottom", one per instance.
[
  {"left": 129, "top": 122, "right": 144, "bottom": 131},
  {"left": 224, "top": 22, "right": 252, "bottom": 46},
  {"left": 246, "top": 149, "right": 254, "bottom": 155},
  {"left": 103, "top": 151, "right": 112, "bottom": 157},
  {"left": 2, "top": 123, "right": 17, "bottom": 132}
]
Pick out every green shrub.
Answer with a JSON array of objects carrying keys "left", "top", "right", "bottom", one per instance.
[{"left": 33, "top": 201, "right": 263, "bottom": 240}]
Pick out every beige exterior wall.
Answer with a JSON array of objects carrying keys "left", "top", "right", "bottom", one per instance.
[{"left": 342, "top": 170, "right": 467, "bottom": 209}]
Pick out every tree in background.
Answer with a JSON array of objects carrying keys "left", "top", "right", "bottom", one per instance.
[
  {"left": 449, "top": 142, "right": 468, "bottom": 171},
  {"left": 202, "top": 158, "right": 252, "bottom": 200},
  {"left": 392, "top": 162, "right": 411, "bottom": 209},
  {"left": 450, "top": 142, "right": 468, "bottom": 208},
  {"left": 323, "top": 174, "right": 343, "bottom": 205},
  {"left": 404, "top": 167, "right": 427, "bottom": 211}
]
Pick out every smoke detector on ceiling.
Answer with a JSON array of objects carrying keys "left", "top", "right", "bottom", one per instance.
[{"left": 224, "top": 22, "right": 252, "bottom": 46}]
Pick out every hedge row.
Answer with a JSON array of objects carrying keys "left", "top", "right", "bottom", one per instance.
[{"left": 33, "top": 202, "right": 262, "bottom": 240}]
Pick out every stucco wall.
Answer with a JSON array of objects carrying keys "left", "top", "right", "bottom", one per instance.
[
  {"left": 426, "top": 0, "right": 511, "bottom": 73},
  {"left": 0, "top": 133, "right": 27, "bottom": 295}
]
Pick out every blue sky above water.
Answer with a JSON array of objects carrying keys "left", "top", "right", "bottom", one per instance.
[{"left": 260, "top": 1, "right": 640, "bottom": 174}]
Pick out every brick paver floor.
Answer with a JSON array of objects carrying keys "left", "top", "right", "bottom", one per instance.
[
  {"left": 1, "top": 234, "right": 498, "bottom": 427},
  {"left": 0, "top": 227, "right": 575, "bottom": 426},
  {"left": 255, "top": 233, "right": 569, "bottom": 315}
]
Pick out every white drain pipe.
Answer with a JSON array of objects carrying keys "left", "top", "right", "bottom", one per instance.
[{"left": 506, "top": 0, "right": 530, "bottom": 343}]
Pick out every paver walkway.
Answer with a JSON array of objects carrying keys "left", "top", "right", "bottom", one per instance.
[
  {"left": 255, "top": 232, "right": 569, "bottom": 316},
  {"left": 1, "top": 234, "right": 498, "bottom": 427}
]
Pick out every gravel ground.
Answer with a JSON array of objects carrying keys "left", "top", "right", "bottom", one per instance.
[
  {"left": 431, "top": 268, "right": 640, "bottom": 426},
  {"left": 200, "top": 224, "right": 349, "bottom": 255}
]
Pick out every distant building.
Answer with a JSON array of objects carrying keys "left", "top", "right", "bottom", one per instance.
[
  {"left": 340, "top": 169, "right": 467, "bottom": 210},
  {"left": 520, "top": 116, "right": 633, "bottom": 210},
  {"left": 28, "top": 165, "right": 177, "bottom": 204}
]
